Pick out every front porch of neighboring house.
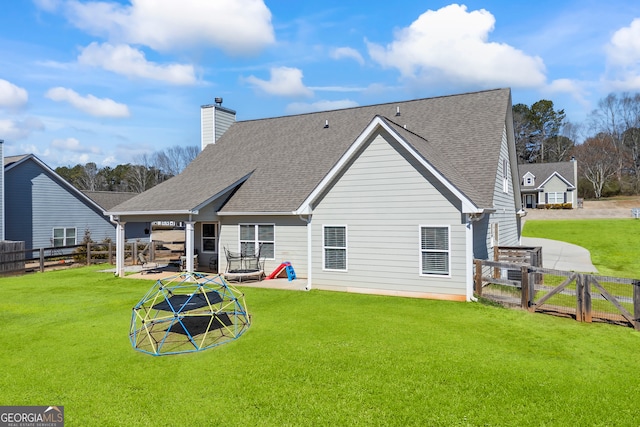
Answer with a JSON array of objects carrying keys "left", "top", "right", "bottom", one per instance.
[{"left": 522, "top": 192, "right": 539, "bottom": 209}]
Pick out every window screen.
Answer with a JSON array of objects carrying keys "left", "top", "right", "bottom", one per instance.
[{"left": 420, "top": 226, "right": 449, "bottom": 275}]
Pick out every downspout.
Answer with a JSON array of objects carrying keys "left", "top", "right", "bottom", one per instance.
[
  {"left": 299, "top": 214, "right": 312, "bottom": 290},
  {"left": 466, "top": 212, "right": 486, "bottom": 302}
]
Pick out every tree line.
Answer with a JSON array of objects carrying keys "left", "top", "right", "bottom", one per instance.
[
  {"left": 56, "top": 145, "right": 199, "bottom": 193},
  {"left": 57, "top": 91, "right": 640, "bottom": 200}
]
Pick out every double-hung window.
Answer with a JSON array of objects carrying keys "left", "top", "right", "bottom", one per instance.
[
  {"left": 323, "top": 226, "right": 347, "bottom": 271},
  {"left": 53, "top": 227, "right": 76, "bottom": 247},
  {"left": 547, "top": 192, "right": 565, "bottom": 204},
  {"left": 202, "top": 223, "right": 218, "bottom": 253},
  {"left": 239, "top": 224, "right": 274, "bottom": 258},
  {"left": 420, "top": 226, "right": 449, "bottom": 276}
]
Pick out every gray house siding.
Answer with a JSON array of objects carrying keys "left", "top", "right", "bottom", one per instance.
[
  {"left": 310, "top": 132, "right": 468, "bottom": 299},
  {"left": 218, "top": 215, "right": 308, "bottom": 278},
  {"left": 476, "top": 125, "right": 519, "bottom": 259},
  {"left": 542, "top": 175, "right": 571, "bottom": 204},
  {"left": 5, "top": 158, "right": 115, "bottom": 249}
]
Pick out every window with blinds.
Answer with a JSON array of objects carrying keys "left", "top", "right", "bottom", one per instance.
[
  {"left": 420, "top": 226, "right": 449, "bottom": 275},
  {"left": 323, "top": 225, "right": 347, "bottom": 270}
]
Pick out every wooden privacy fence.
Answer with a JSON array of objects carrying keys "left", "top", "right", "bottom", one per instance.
[
  {"left": 0, "top": 241, "right": 26, "bottom": 276},
  {"left": 474, "top": 259, "right": 640, "bottom": 330}
]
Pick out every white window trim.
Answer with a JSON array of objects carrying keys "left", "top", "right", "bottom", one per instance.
[
  {"left": 201, "top": 222, "right": 218, "bottom": 254},
  {"left": 523, "top": 172, "right": 535, "bottom": 187},
  {"left": 52, "top": 227, "right": 77, "bottom": 247},
  {"left": 418, "top": 224, "right": 451, "bottom": 278},
  {"left": 322, "top": 224, "right": 348, "bottom": 272},
  {"left": 547, "top": 192, "right": 565, "bottom": 204},
  {"left": 238, "top": 223, "right": 275, "bottom": 260}
]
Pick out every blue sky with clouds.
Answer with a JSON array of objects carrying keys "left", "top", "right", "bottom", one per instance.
[{"left": 1, "top": 0, "right": 640, "bottom": 168}]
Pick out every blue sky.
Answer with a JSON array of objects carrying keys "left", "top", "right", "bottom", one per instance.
[{"left": 1, "top": 0, "right": 640, "bottom": 168}]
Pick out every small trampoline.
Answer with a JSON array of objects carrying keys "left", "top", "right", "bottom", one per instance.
[{"left": 130, "top": 272, "right": 251, "bottom": 356}]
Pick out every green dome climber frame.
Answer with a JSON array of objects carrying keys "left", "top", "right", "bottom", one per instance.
[{"left": 130, "top": 272, "right": 251, "bottom": 356}]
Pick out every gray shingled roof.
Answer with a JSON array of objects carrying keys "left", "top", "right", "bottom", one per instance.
[
  {"left": 82, "top": 191, "right": 138, "bottom": 210},
  {"left": 4, "top": 154, "right": 29, "bottom": 167},
  {"left": 519, "top": 161, "right": 576, "bottom": 187},
  {"left": 109, "top": 89, "right": 512, "bottom": 214}
]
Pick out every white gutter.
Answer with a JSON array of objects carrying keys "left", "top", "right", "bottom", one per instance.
[{"left": 105, "top": 209, "right": 199, "bottom": 216}]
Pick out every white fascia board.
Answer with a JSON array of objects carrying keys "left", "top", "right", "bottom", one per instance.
[
  {"left": 295, "top": 116, "right": 481, "bottom": 215},
  {"left": 106, "top": 209, "right": 198, "bottom": 217}
]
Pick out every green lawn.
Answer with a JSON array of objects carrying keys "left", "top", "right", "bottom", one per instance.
[
  {"left": 1, "top": 265, "right": 640, "bottom": 425},
  {"left": 523, "top": 218, "right": 640, "bottom": 278}
]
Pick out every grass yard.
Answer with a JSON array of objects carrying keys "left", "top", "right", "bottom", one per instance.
[
  {"left": 1, "top": 266, "right": 640, "bottom": 426},
  {"left": 523, "top": 218, "right": 640, "bottom": 279}
]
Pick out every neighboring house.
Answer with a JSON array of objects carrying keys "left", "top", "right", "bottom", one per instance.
[
  {"left": 82, "top": 191, "right": 150, "bottom": 241},
  {"left": 107, "top": 88, "right": 524, "bottom": 301},
  {"left": 519, "top": 160, "right": 578, "bottom": 209},
  {"left": 3, "top": 154, "right": 145, "bottom": 250}
]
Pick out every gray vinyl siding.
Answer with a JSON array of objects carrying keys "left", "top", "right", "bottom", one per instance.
[
  {"left": 5, "top": 159, "right": 115, "bottom": 250},
  {"left": 543, "top": 176, "right": 570, "bottom": 203},
  {"left": 201, "top": 106, "right": 214, "bottom": 149},
  {"left": 477, "top": 124, "right": 519, "bottom": 259},
  {"left": 214, "top": 108, "right": 236, "bottom": 141},
  {"left": 310, "top": 132, "right": 467, "bottom": 297},
  {"left": 219, "top": 215, "right": 308, "bottom": 277}
]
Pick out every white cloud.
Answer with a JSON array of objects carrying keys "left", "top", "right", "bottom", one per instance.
[
  {"left": 78, "top": 42, "right": 197, "bottom": 85},
  {"left": 0, "top": 79, "right": 28, "bottom": 110},
  {"left": 245, "top": 67, "right": 314, "bottom": 97},
  {"left": 60, "top": 0, "right": 275, "bottom": 55},
  {"left": 0, "top": 117, "right": 45, "bottom": 140},
  {"left": 331, "top": 47, "right": 365, "bottom": 65},
  {"left": 45, "top": 87, "right": 130, "bottom": 118},
  {"left": 367, "top": 4, "right": 546, "bottom": 88},
  {"left": 604, "top": 18, "right": 640, "bottom": 90},
  {"left": 286, "top": 99, "right": 359, "bottom": 114},
  {"left": 606, "top": 18, "right": 640, "bottom": 66},
  {"left": 546, "top": 78, "right": 589, "bottom": 108},
  {"left": 51, "top": 137, "right": 102, "bottom": 154}
]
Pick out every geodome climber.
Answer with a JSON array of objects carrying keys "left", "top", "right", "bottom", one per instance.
[{"left": 130, "top": 272, "right": 251, "bottom": 356}]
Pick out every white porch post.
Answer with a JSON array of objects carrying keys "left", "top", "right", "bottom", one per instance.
[
  {"left": 116, "top": 219, "right": 126, "bottom": 277},
  {"left": 185, "top": 221, "right": 195, "bottom": 272}
]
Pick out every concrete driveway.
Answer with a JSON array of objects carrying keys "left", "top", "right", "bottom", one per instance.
[{"left": 521, "top": 237, "right": 598, "bottom": 273}]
